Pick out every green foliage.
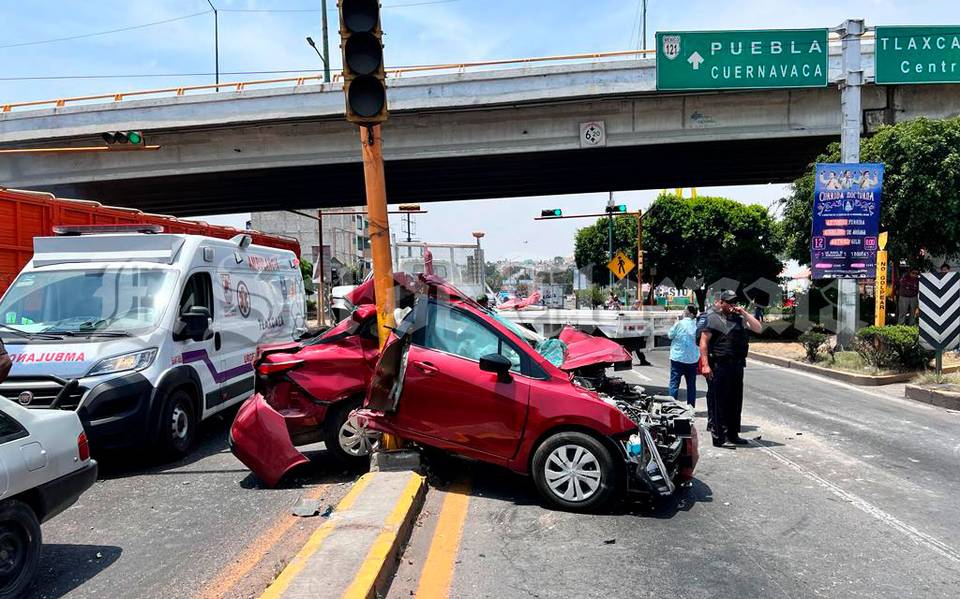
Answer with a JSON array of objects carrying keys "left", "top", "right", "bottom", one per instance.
[
  {"left": 299, "top": 257, "right": 315, "bottom": 295},
  {"left": 854, "top": 325, "right": 933, "bottom": 371},
  {"left": 798, "top": 327, "right": 829, "bottom": 363},
  {"left": 485, "top": 262, "right": 503, "bottom": 292},
  {"left": 575, "top": 285, "right": 607, "bottom": 308},
  {"left": 779, "top": 117, "right": 960, "bottom": 267},
  {"left": 574, "top": 215, "right": 639, "bottom": 284},
  {"left": 643, "top": 193, "right": 783, "bottom": 299}
]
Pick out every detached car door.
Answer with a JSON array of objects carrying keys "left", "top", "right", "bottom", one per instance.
[{"left": 382, "top": 299, "right": 533, "bottom": 462}]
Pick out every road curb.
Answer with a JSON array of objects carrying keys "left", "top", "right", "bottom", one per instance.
[
  {"left": 904, "top": 384, "right": 960, "bottom": 410},
  {"left": 749, "top": 351, "right": 916, "bottom": 386},
  {"left": 260, "top": 470, "right": 427, "bottom": 599}
]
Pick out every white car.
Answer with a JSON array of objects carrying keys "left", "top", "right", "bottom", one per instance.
[{"left": 0, "top": 399, "right": 97, "bottom": 598}]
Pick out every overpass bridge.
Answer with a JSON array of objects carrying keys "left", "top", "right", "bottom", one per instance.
[{"left": 1, "top": 46, "right": 958, "bottom": 216}]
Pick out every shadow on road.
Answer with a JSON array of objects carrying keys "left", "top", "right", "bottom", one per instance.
[
  {"left": 94, "top": 406, "right": 240, "bottom": 479},
  {"left": 33, "top": 544, "right": 122, "bottom": 599},
  {"left": 238, "top": 445, "right": 361, "bottom": 490}
]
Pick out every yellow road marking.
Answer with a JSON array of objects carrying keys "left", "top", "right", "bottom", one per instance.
[
  {"left": 260, "top": 473, "right": 375, "bottom": 599},
  {"left": 341, "top": 473, "right": 427, "bottom": 599},
  {"left": 194, "top": 483, "right": 329, "bottom": 599},
  {"left": 413, "top": 481, "right": 471, "bottom": 599}
]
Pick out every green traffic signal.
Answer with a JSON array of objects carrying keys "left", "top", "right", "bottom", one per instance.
[
  {"left": 126, "top": 131, "right": 143, "bottom": 145},
  {"left": 541, "top": 209, "right": 562, "bottom": 217},
  {"left": 605, "top": 204, "right": 628, "bottom": 213}
]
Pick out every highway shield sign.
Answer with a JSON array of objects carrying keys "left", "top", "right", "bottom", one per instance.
[
  {"left": 876, "top": 26, "right": 960, "bottom": 84},
  {"left": 607, "top": 251, "right": 635, "bottom": 280},
  {"left": 656, "top": 29, "right": 829, "bottom": 91}
]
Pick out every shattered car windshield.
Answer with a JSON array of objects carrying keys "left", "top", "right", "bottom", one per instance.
[{"left": 489, "top": 310, "right": 567, "bottom": 367}]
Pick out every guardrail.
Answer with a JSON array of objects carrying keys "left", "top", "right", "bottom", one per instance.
[{"left": 1, "top": 35, "right": 866, "bottom": 114}]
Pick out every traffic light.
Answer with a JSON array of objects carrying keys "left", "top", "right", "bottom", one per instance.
[
  {"left": 541, "top": 209, "right": 562, "bottom": 217},
  {"left": 102, "top": 131, "right": 144, "bottom": 146},
  {"left": 605, "top": 204, "right": 628, "bottom": 213},
  {"left": 338, "top": 0, "right": 388, "bottom": 124}
]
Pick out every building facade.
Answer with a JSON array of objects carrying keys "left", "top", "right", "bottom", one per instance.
[{"left": 250, "top": 208, "right": 370, "bottom": 285}]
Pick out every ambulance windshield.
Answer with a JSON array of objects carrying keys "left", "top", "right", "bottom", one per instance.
[{"left": 0, "top": 266, "right": 178, "bottom": 336}]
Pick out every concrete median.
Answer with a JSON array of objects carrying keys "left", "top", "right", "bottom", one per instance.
[{"left": 260, "top": 470, "right": 426, "bottom": 599}]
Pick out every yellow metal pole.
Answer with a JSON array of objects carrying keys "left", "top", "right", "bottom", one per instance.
[
  {"left": 359, "top": 124, "right": 396, "bottom": 347},
  {"left": 360, "top": 124, "right": 400, "bottom": 450}
]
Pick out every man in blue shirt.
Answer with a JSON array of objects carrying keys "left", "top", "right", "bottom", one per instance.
[{"left": 667, "top": 304, "right": 700, "bottom": 407}]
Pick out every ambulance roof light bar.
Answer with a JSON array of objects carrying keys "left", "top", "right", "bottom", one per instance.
[{"left": 53, "top": 224, "right": 165, "bottom": 236}]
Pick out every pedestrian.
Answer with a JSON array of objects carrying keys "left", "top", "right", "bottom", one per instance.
[
  {"left": 668, "top": 304, "right": 699, "bottom": 407},
  {"left": 696, "top": 297, "right": 721, "bottom": 430},
  {"left": 897, "top": 267, "right": 920, "bottom": 325},
  {"left": 699, "top": 290, "right": 762, "bottom": 447}
]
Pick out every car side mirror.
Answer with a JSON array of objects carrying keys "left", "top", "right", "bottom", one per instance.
[
  {"left": 479, "top": 353, "right": 512, "bottom": 383},
  {"left": 174, "top": 306, "right": 212, "bottom": 342}
]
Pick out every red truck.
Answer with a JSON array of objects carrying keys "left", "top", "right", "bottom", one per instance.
[{"left": 0, "top": 187, "right": 300, "bottom": 295}]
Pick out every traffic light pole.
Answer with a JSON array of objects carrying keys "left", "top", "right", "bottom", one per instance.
[
  {"left": 360, "top": 125, "right": 397, "bottom": 348},
  {"left": 321, "top": 0, "right": 331, "bottom": 83}
]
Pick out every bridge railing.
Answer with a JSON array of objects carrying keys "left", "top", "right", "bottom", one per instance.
[{"left": 1, "top": 34, "right": 863, "bottom": 114}]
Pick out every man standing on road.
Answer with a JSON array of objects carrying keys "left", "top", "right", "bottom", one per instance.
[
  {"left": 898, "top": 267, "right": 920, "bottom": 325},
  {"left": 668, "top": 305, "right": 699, "bottom": 407},
  {"left": 699, "top": 290, "right": 762, "bottom": 447}
]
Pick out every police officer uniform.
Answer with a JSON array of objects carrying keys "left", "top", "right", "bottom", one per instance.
[{"left": 705, "top": 298, "right": 750, "bottom": 446}]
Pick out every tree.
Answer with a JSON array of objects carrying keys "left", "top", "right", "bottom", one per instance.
[
  {"left": 299, "top": 257, "right": 315, "bottom": 295},
  {"left": 780, "top": 117, "right": 960, "bottom": 268},
  {"left": 574, "top": 215, "right": 639, "bottom": 284},
  {"left": 643, "top": 193, "right": 783, "bottom": 305}
]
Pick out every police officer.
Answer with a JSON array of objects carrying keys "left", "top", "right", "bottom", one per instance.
[{"left": 698, "top": 290, "right": 761, "bottom": 447}]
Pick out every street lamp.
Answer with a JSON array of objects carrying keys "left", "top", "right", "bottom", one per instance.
[
  {"left": 205, "top": 0, "right": 219, "bottom": 91},
  {"left": 306, "top": 36, "right": 329, "bottom": 82}
]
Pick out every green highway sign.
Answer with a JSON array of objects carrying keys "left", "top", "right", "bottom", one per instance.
[
  {"left": 656, "top": 29, "right": 829, "bottom": 91},
  {"left": 875, "top": 26, "right": 960, "bottom": 84}
]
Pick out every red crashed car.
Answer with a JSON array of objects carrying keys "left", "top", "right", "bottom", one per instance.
[
  {"left": 229, "top": 304, "right": 382, "bottom": 485},
  {"left": 233, "top": 275, "right": 698, "bottom": 511}
]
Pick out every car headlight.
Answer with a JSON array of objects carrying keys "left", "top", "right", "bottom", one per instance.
[{"left": 88, "top": 348, "right": 158, "bottom": 376}]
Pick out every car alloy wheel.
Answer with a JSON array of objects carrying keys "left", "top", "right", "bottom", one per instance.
[
  {"left": 543, "top": 444, "right": 602, "bottom": 502},
  {"left": 338, "top": 414, "right": 376, "bottom": 457}
]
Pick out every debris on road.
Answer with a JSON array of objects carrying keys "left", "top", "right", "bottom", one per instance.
[{"left": 292, "top": 498, "right": 322, "bottom": 517}]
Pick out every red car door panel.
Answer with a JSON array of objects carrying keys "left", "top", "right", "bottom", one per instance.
[{"left": 392, "top": 345, "right": 530, "bottom": 460}]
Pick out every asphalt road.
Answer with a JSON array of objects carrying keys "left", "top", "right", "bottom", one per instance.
[
  {"left": 389, "top": 350, "right": 960, "bottom": 599},
  {"left": 32, "top": 408, "right": 356, "bottom": 599}
]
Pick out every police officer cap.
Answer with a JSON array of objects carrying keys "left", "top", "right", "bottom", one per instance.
[{"left": 718, "top": 290, "right": 738, "bottom": 302}]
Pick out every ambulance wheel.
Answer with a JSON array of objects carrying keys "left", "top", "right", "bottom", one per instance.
[
  {"left": 324, "top": 398, "right": 375, "bottom": 469},
  {"left": 159, "top": 389, "right": 197, "bottom": 460}
]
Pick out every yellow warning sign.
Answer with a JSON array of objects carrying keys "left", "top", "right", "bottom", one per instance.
[{"left": 607, "top": 251, "right": 635, "bottom": 280}]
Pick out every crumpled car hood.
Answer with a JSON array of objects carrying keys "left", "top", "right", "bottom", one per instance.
[{"left": 558, "top": 326, "right": 632, "bottom": 371}]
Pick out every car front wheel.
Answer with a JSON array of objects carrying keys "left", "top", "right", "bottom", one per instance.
[
  {"left": 531, "top": 432, "right": 617, "bottom": 512},
  {"left": 324, "top": 398, "right": 378, "bottom": 468},
  {"left": 159, "top": 389, "right": 197, "bottom": 460},
  {"left": 0, "top": 499, "right": 41, "bottom": 599}
]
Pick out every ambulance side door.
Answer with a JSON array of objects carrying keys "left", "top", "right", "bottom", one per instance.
[{"left": 174, "top": 270, "right": 221, "bottom": 412}]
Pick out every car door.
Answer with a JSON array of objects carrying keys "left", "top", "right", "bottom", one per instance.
[
  {"left": 175, "top": 271, "right": 221, "bottom": 412},
  {"left": 386, "top": 300, "right": 533, "bottom": 462}
]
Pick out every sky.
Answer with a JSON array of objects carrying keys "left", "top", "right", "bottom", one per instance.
[{"left": 3, "top": 1, "right": 960, "bottom": 260}]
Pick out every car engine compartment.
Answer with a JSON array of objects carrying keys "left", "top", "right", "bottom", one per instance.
[{"left": 571, "top": 364, "right": 697, "bottom": 496}]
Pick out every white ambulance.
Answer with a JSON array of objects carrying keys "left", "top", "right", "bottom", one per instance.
[{"left": 0, "top": 226, "right": 307, "bottom": 457}]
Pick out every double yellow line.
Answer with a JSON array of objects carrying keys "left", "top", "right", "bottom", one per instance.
[{"left": 413, "top": 481, "right": 472, "bottom": 598}]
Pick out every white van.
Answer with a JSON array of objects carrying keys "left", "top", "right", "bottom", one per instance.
[{"left": 0, "top": 227, "right": 306, "bottom": 457}]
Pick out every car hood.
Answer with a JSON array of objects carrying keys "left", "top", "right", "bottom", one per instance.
[{"left": 558, "top": 326, "right": 632, "bottom": 371}]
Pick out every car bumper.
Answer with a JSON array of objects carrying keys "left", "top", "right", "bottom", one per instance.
[
  {"left": 229, "top": 393, "right": 310, "bottom": 487},
  {"left": 77, "top": 373, "right": 155, "bottom": 451},
  {"left": 35, "top": 460, "right": 98, "bottom": 523}
]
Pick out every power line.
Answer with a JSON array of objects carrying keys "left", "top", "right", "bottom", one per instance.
[
  {"left": 0, "top": 69, "right": 331, "bottom": 82},
  {"left": 0, "top": 10, "right": 211, "bottom": 50},
  {"left": 220, "top": 0, "right": 466, "bottom": 11}
]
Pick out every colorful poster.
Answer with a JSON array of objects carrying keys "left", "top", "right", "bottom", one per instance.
[{"left": 810, "top": 163, "right": 884, "bottom": 279}]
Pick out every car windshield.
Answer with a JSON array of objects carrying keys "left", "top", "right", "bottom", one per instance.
[
  {"left": 488, "top": 309, "right": 567, "bottom": 367},
  {"left": 0, "top": 267, "right": 178, "bottom": 335}
]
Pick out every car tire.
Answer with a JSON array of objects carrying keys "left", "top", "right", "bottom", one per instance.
[
  {"left": 531, "top": 432, "right": 617, "bottom": 512},
  {"left": 324, "top": 398, "right": 375, "bottom": 469},
  {"left": 159, "top": 388, "right": 197, "bottom": 460},
  {"left": 0, "top": 499, "right": 42, "bottom": 599}
]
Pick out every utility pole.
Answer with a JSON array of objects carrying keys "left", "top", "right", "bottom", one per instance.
[
  {"left": 361, "top": 125, "right": 397, "bottom": 345},
  {"left": 321, "top": 0, "right": 331, "bottom": 83},
  {"left": 205, "top": 1, "right": 219, "bottom": 91},
  {"left": 607, "top": 192, "right": 614, "bottom": 288},
  {"left": 641, "top": 0, "right": 648, "bottom": 51},
  {"left": 836, "top": 18, "right": 865, "bottom": 348}
]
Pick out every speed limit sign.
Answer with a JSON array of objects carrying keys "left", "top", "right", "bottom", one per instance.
[{"left": 579, "top": 121, "right": 606, "bottom": 148}]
